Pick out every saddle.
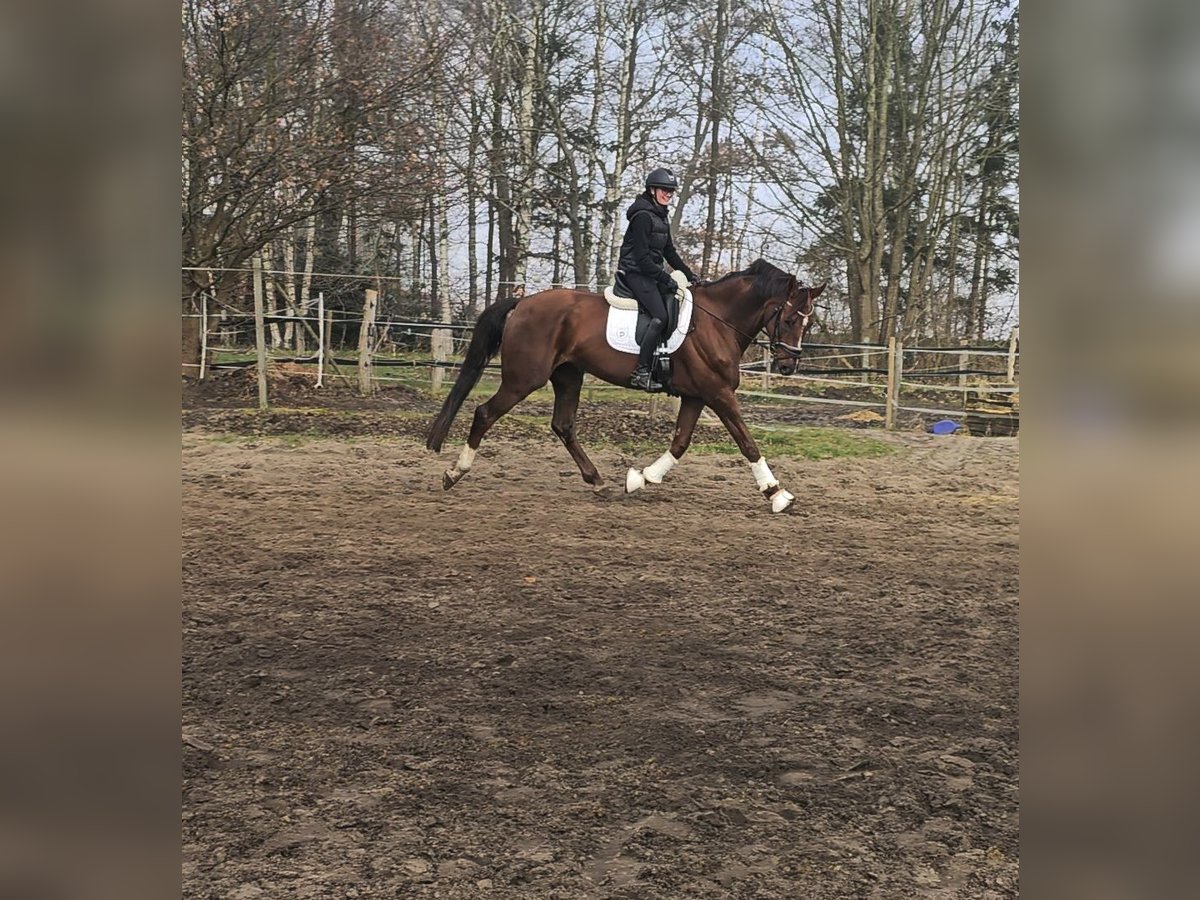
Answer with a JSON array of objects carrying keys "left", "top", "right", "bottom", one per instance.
[{"left": 604, "top": 270, "right": 686, "bottom": 346}]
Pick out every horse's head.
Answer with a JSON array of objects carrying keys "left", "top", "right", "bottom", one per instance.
[{"left": 766, "top": 282, "right": 825, "bottom": 375}]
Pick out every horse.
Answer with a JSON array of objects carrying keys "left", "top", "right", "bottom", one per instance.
[{"left": 425, "top": 259, "right": 825, "bottom": 513}]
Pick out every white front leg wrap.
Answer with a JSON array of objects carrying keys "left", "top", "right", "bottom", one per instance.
[
  {"left": 642, "top": 451, "right": 677, "bottom": 484},
  {"left": 751, "top": 457, "right": 794, "bottom": 512},
  {"left": 750, "top": 458, "right": 778, "bottom": 492}
]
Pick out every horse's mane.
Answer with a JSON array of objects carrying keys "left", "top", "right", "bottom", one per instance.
[{"left": 706, "top": 258, "right": 798, "bottom": 302}]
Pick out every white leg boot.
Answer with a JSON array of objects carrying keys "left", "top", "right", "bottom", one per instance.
[
  {"left": 750, "top": 458, "right": 795, "bottom": 513},
  {"left": 627, "top": 450, "right": 677, "bottom": 493},
  {"left": 443, "top": 445, "right": 476, "bottom": 490},
  {"left": 625, "top": 467, "right": 646, "bottom": 493},
  {"left": 642, "top": 451, "right": 677, "bottom": 484}
]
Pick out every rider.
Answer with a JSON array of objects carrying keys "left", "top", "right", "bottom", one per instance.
[{"left": 617, "top": 168, "right": 699, "bottom": 391}]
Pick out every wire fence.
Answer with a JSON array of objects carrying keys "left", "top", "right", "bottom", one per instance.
[{"left": 183, "top": 271, "right": 1019, "bottom": 431}]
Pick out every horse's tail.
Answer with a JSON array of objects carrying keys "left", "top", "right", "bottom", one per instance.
[{"left": 425, "top": 295, "right": 522, "bottom": 452}]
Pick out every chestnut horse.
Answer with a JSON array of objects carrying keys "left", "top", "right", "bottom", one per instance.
[{"left": 425, "top": 259, "right": 824, "bottom": 513}]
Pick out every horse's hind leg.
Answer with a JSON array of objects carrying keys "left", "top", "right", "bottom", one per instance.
[
  {"left": 550, "top": 365, "right": 602, "bottom": 486},
  {"left": 443, "top": 378, "right": 539, "bottom": 490}
]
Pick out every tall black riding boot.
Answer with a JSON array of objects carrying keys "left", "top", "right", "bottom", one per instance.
[{"left": 630, "top": 317, "right": 665, "bottom": 392}]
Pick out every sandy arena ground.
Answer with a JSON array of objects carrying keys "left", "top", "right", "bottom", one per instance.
[{"left": 183, "top": 387, "right": 1018, "bottom": 899}]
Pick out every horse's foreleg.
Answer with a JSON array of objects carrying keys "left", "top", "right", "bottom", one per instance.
[
  {"left": 625, "top": 395, "right": 704, "bottom": 493},
  {"left": 550, "top": 366, "right": 602, "bottom": 486},
  {"left": 707, "top": 390, "right": 795, "bottom": 513}
]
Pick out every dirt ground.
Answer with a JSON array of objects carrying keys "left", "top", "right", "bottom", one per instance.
[{"left": 182, "top": 381, "right": 1018, "bottom": 899}]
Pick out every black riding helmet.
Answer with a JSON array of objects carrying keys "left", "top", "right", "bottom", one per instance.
[{"left": 645, "top": 168, "right": 679, "bottom": 192}]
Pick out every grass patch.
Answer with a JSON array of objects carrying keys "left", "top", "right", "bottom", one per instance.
[
  {"left": 186, "top": 403, "right": 897, "bottom": 462},
  {"left": 690, "top": 425, "right": 897, "bottom": 460}
]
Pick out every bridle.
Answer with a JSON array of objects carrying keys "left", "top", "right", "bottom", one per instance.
[
  {"left": 761, "top": 291, "right": 814, "bottom": 358},
  {"left": 689, "top": 283, "right": 814, "bottom": 357}
]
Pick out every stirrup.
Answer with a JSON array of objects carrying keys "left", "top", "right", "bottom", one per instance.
[{"left": 630, "top": 366, "right": 663, "bottom": 392}]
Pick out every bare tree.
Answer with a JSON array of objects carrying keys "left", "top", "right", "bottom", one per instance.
[
  {"left": 181, "top": 0, "right": 438, "bottom": 366},
  {"left": 751, "top": 0, "right": 1017, "bottom": 342},
  {"left": 183, "top": 0, "right": 1017, "bottom": 356}
]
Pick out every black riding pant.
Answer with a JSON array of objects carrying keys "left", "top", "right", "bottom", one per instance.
[
  {"left": 625, "top": 270, "right": 670, "bottom": 322},
  {"left": 624, "top": 271, "right": 672, "bottom": 367}
]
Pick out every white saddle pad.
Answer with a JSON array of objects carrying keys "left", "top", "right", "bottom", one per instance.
[{"left": 604, "top": 290, "right": 693, "bottom": 355}]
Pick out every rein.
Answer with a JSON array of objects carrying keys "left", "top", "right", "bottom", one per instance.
[
  {"left": 691, "top": 288, "right": 813, "bottom": 357},
  {"left": 690, "top": 301, "right": 760, "bottom": 344}
]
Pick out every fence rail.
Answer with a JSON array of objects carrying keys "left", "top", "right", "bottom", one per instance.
[{"left": 184, "top": 266, "right": 1018, "bottom": 431}]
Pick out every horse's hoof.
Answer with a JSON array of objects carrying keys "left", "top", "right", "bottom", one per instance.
[
  {"left": 771, "top": 489, "right": 795, "bottom": 513},
  {"left": 625, "top": 468, "right": 646, "bottom": 493},
  {"left": 442, "top": 469, "right": 461, "bottom": 490}
]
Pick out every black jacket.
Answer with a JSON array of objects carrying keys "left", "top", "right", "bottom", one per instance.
[{"left": 617, "top": 193, "right": 697, "bottom": 288}]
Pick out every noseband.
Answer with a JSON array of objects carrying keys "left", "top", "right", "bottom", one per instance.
[{"left": 763, "top": 293, "right": 813, "bottom": 358}]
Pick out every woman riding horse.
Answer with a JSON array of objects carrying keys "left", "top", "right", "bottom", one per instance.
[
  {"left": 618, "top": 168, "right": 699, "bottom": 391},
  {"left": 425, "top": 257, "right": 824, "bottom": 514}
]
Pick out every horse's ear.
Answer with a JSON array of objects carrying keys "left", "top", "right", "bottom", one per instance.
[{"left": 809, "top": 283, "right": 827, "bottom": 300}]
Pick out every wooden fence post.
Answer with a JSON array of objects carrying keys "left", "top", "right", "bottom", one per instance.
[
  {"left": 358, "top": 288, "right": 377, "bottom": 395},
  {"left": 1007, "top": 326, "right": 1019, "bottom": 382},
  {"left": 762, "top": 346, "right": 772, "bottom": 391},
  {"left": 894, "top": 340, "right": 904, "bottom": 428},
  {"left": 884, "top": 336, "right": 897, "bottom": 431},
  {"left": 958, "top": 342, "right": 970, "bottom": 388},
  {"left": 860, "top": 347, "right": 871, "bottom": 384},
  {"left": 252, "top": 255, "right": 268, "bottom": 410},
  {"left": 198, "top": 290, "right": 209, "bottom": 380}
]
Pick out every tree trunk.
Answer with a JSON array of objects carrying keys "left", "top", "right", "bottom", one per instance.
[
  {"left": 597, "top": 4, "right": 641, "bottom": 286},
  {"left": 410, "top": 220, "right": 424, "bottom": 306},
  {"left": 966, "top": 197, "right": 989, "bottom": 341},
  {"left": 265, "top": 257, "right": 282, "bottom": 349},
  {"left": 701, "top": 0, "right": 729, "bottom": 276},
  {"left": 846, "top": 254, "right": 864, "bottom": 343},
  {"left": 297, "top": 216, "right": 316, "bottom": 352},
  {"left": 579, "top": 0, "right": 607, "bottom": 291},
  {"left": 437, "top": 187, "right": 452, "bottom": 324},
  {"left": 489, "top": 0, "right": 515, "bottom": 301},
  {"left": 467, "top": 93, "right": 481, "bottom": 318},
  {"left": 281, "top": 230, "right": 297, "bottom": 349},
  {"left": 485, "top": 195, "right": 496, "bottom": 307},
  {"left": 863, "top": 0, "right": 894, "bottom": 343},
  {"left": 669, "top": 49, "right": 711, "bottom": 237},
  {"left": 430, "top": 191, "right": 453, "bottom": 386},
  {"left": 734, "top": 151, "right": 756, "bottom": 271},
  {"left": 509, "top": 0, "right": 543, "bottom": 293},
  {"left": 358, "top": 287, "right": 377, "bottom": 396},
  {"left": 181, "top": 272, "right": 203, "bottom": 377}
]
